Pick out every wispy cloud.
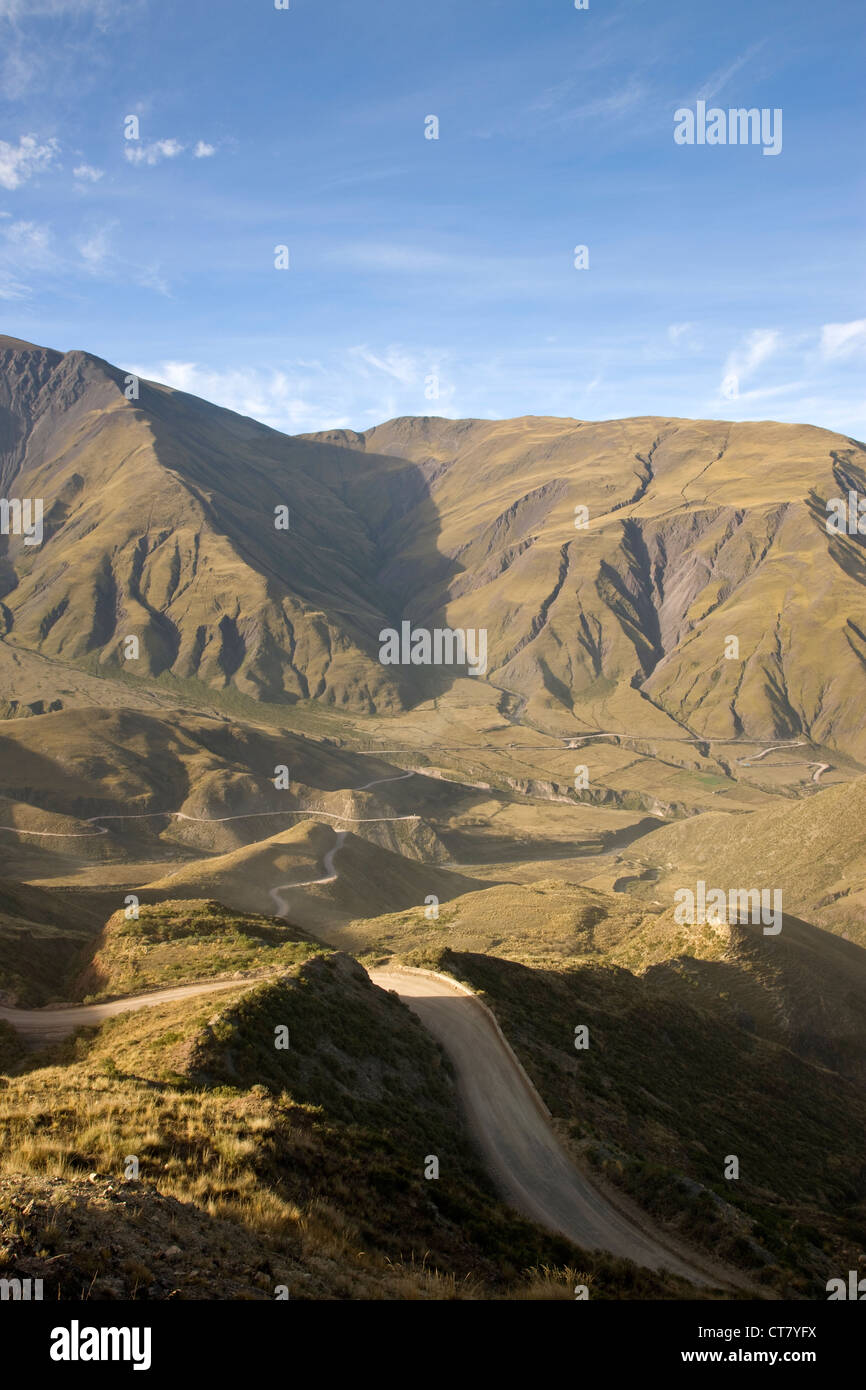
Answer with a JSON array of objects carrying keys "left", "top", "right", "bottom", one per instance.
[
  {"left": 77, "top": 222, "right": 115, "bottom": 268},
  {"left": 73, "top": 162, "right": 104, "bottom": 183},
  {"left": 350, "top": 345, "right": 420, "bottom": 386},
  {"left": 696, "top": 41, "right": 767, "bottom": 104},
  {"left": 0, "top": 269, "right": 30, "bottom": 299},
  {"left": 328, "top": 242, "right": 455, "bottom": 274},
  {"left": 720, "top": 329, "right": 780, "bottom": 399},
  {"left": 0, "top": 134, "right": 59, "bottom": 190},
  {"left": 127, "top": 346, "right": 455, "bottom": 434},
  {"left": 668, "top": 321, "right": 701, "bottom": 349},
  {"left": 124, "top": 138, "right": 184, "bottom": 167},
  {"left": 1, "top": 217, "right": 53, "bottom": 264},
  {"left": 820, "top": 319, "right": 866, "bottom": 360},
  {"left": 0, "top": 1, "right": 115, "bottom": 14},
  {"left": 123, "top": 136, "right": 217, "bottom": 167}
]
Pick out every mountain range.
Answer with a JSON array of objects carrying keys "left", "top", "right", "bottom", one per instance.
[{"left": 1, "top": 334, "right": 864, "bottom": 1302}]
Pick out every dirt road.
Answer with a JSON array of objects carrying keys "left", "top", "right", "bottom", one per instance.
[
  {"left": 269, "top": 829, "right": 347, "bottom": 914},
  {"left": 369, "top": 967, "right": 727, "bottom": 1287},
  {"left": 0, "top": 978, "right": 247, "bottom": 1047},
  {"left": 2, "top": 959, "right": 729, "bottom": 1286}
]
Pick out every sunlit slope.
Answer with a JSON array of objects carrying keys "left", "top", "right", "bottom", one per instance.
[
  {"left": 0, "top": 705, "right": 426, "bottom": 866},
  {"left": 620, "top": 775, "right": 866, "bottom": 945},
  {"left": 310, "top": 415, "right": 866, "bottom": 756},
  {"left": 355, "top": 870, "right": 866, "bottom": 1082},
  {"left": 143, "top": 820, "right": 482, "bottom": 933}
]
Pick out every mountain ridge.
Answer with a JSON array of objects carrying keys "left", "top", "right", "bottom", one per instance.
[{"left": 1, "top": 336, "right": 864, "bottom": 762}]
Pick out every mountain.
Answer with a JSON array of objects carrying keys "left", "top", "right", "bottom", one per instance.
[
  {"left": 2, "top": 336, "right": 865, "bottom": 762},
  {"left": 305, "top": 414, "right": 866, "bottom": 757},
  {"left": 0, "top": 335, "right": 422, "bottom": 713}
]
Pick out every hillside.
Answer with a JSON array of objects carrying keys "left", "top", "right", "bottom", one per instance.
[
  {"left": 307, "top": 413, "right": 866, "bottom": 758},
  {"left": 618, "top": 776, "right": 866, "bottom": 945},
  {"left": 0, "top": 953, "right": 694, "bottom": 1300},
  {"left": 143, "top": 821, "right": 483, "bottom": 936},
  {"left": 356, "top": 874, "right": 866, "bottom": 1085},
  {"left": 410, "top": 948, "right": 866, "bottom": 1297},
  {"left": 73, "top": 898, "right": 321, "bottom": 999}
]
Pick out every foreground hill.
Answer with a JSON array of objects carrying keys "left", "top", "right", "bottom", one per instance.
[
  {"left": 356, "top": 873, "right": 866, "bottom": 1085},
  {"left": 0, "top": 953, "right": 692, "bottom": 1299},
  {"left": 409, "top": 947, "right": 866, "bottom": 1296}
]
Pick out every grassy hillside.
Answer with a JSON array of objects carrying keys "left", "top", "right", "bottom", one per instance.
[
  {"left": 3, "top": 337, "right": 865, "bottom": 757},
  {"left": 308, "top": 414, "right": 866, "bottom": 758},
  {"left": 623, "top": 776, "right": 866, "bottom": 945},
  {"left": 344, "top": 878, "right": 653, "bottom": 963},
  {"left": 354, "top": 873, "right": 866, "bottom": 1083},
  {"left": 406, "top": 947, "right": 866, "bottom": 1298},
  {"left": 0, "top": 954, "right": 699, "bottom": 1300},
  {"left": 144, "top": 821, "right": 483, "bottom": 935},
  {"left": 74, "top": 899, "right": 320, "bottom": 999}
]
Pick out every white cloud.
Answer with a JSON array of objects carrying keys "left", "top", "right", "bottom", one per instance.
[
  {"left": 350, "top": 344, "right": 419, "bottom": 386},
  {"left": 193, "top": 141, "right": 215, "bottom": 158},
  {"left": 2, "top": 218, "right": 52, "bottom": 261},
  {"left": 127, "top": 346, "right": 456, "bottom": 434},
  {"left": 720, "top": 328, "right": 780, "bottom": 399},
  {"left": 820, "top": 319, "right": 866, "bottom": 360},
  {"left": 77, "top": 223, "right": 113, "bottom": 267},
  {"left": 127, "top": 361, "right": 320, "bottom": 431},
  {"left": 124, "top": 138, "right": 184, "bottom": 167},
  {"left": 0, "top": 217, "right": 53, "bottom": 294},
  {"left": 668, "top": 321, "right": 700, "bottom": 348},
  {"left": 73, "top": 162, "right": 104, "bottom": 182},
  {"left": 0, "top": 133, "right": 59, "bottom": 190}
]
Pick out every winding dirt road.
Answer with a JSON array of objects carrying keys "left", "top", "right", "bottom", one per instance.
[
  {"left": 268, "top": 829, "right": 347, "bottom": 914},
  {"left": 0, "top": 978, "right": 246, "bottom": 1047},
  {"left": 0, "top": 800, "right": 731, "bottom": 1287},
  {"left": 0, "top": 958, "right": 731, "bottom": 1286},
  {"left": 368, "top": 967, "right": 724, "bottom": 1287}
]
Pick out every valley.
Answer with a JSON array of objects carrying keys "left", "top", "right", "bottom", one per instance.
[{"left": 0, "top": 336, "right": 864, "bottom": 1301}]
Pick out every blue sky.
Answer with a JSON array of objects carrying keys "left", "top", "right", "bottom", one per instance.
[{"left": 0, "top": 0, "right": 863, "bottom": 436}]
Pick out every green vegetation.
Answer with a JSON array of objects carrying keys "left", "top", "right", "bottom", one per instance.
[
  {"left": 76, "top": 899, "right": 319, "bottom": 998},
  {"left": 410, "top": 947, "right": 866, "bottom": 1297}
]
